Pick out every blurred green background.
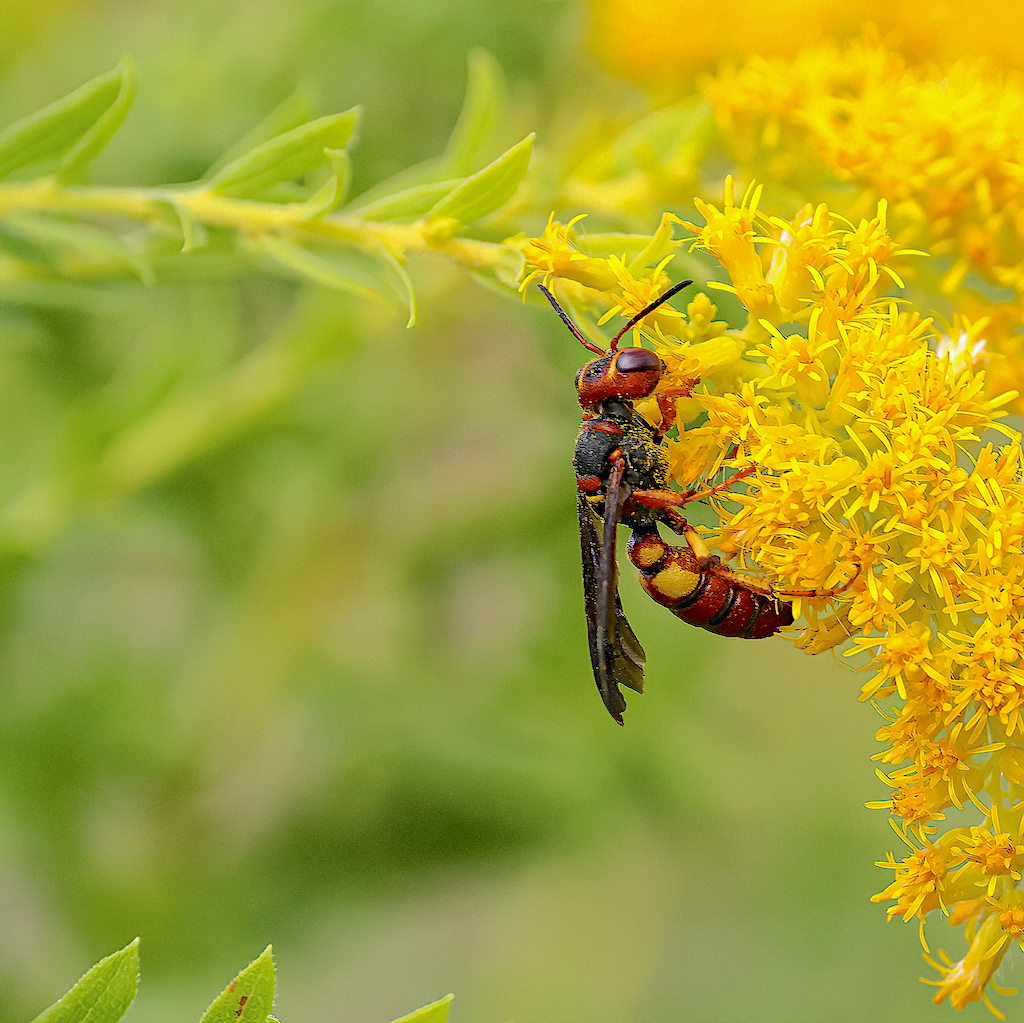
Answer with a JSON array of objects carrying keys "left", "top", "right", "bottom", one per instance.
[{"left": 0, "top": 2, "right": 989, "bottom": 1020}]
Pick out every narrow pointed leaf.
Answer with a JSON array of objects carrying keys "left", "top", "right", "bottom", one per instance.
[
  {"left": 378, "top": 246, "right": 417, "bottom": 327},
  {"left": 30, "top": 939, "right": 140, "bottom": 1023},
  {"left": 5, "top": 212, "right": 153, "bottom": 283},
  {"left": 199, "top": 946, "right": 275, "bottom": 1023},
  {"left": 387, "top": 994, "right": 454, "bottom": 1023},
  {"left": 258, "top": 235, "right": 386, "bottom": 302},
  {"left": 204, "top": 108, "right": 360, "bottom": 196},
  {"left": 442, "top": 48, "right": 502, "bottom": 177},
  {"left": 297, "top": 147, "right": 351, "bottom": 220},
  {"left": 165, "top": 199, "right": 209, "bottom": 252},
  {"left": 627, "top": 212, "right": 681, "bottom": 273},
  {"left": 470, "top": 245, "right": 525, "bottom": 294},
  {"left": 57, "top": 54, "right": 137, "bottom": 182},
  {"left": 428, "top": 132, "right": 534, "bottom": 224},
  {"left": 606, "top": 99, "right": 715, "bottom": 175},
  {"left": 0, "top": 58, "right": 131, "bottom": 180},
  {"left": 203, "top": 86, "right": 317, "bottom": 180},
  {"left": 341, "top": 154, "right": 448, "bottom": 213},
  {"left": 347, "top": 178, "right": 462, "bottom": 221}
]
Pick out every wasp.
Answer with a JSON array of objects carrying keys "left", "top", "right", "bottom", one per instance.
[{"left": 539, "top": 280, "right": 831, "bottom": 724}]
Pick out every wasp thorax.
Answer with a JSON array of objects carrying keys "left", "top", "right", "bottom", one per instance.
[{"left": 576, "top": 347, "right": 664, "bottom": 408}]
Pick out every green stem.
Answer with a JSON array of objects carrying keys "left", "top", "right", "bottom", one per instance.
[{"left": 0, "top": 177, "right": 509, "bottom": 271}]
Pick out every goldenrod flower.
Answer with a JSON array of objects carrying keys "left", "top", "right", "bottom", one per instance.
[
  {"left": 516, "top": 214, "right": 619, "bottom": 294},
  {"left": 587, "top": 0, "right": 1024, "bottom": 85},
  {"left": 521, "top": 183, "right": 1024, "bottom": 1013},
  {"left": 924, "top": 909, "right": 1018, "bottom": 1016},
  {"left": 698, "top": 35, "right": 1024, "bottom": 412}
]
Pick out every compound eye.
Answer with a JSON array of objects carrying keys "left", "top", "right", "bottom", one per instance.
[{"left": 615, "top": 347, "right": 662, "bottom": 374}]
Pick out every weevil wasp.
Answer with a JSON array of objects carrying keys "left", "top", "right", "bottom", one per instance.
[{"left": 540, "top": 280, "right": 846, "bottom": 724}]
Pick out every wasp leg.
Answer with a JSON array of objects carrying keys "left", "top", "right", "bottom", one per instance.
[
  {"left": 652, "top": 379, "right": 700, "bottom": 440},
  {"left": 630, "top": 465, "right": 757, "bottom": 513},
  {"left": 695, "top": 548, "right": 862, "bottom": 604},
  {"left": 678, "top": 465, "right": 758, "bottom": 504},
  {"left": 772, "top": 561, "right": 862, "bottom": 600}
]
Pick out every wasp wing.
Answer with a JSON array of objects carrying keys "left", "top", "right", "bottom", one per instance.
[{"left": 578, "top": 470, "right": 646, "bottom": 725}]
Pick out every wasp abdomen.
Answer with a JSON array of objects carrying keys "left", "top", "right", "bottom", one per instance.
[{"left": 627, "top": 529, "right": 794, "bottom": 639}]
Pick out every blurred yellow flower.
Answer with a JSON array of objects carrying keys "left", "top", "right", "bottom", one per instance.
[
  {"left": 588, "top": 0, "right": 1024, "bottom": 87},
  {"left": 570, "top": 15, "right": 1024, "bottom": 412}
]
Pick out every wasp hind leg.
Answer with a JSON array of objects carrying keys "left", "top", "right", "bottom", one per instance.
[{"left": 693, "top": 539, "right": 862, "bottom": 606}]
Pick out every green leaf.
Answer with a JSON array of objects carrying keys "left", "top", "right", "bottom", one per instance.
[
  {"left": 342, "top": 51, "right": 501, "bottom": 214},
  {"left": 30, "top": 938, "right": 140, "bottom": 1023},
  {"left": 442, "top": 48, "right": 502, "bottom": 177},
  {"left": 199, "top": 946, "right": 275, "bottom": 1023},
  {"left": 347, "top": 178, "right": 462, "bottom": 221},
  {"left": 57, "top": 54, "right": 137, "bottom": 183},
  {"left": 470, "top": 245, "right": 525, "bottom": 295},
  {"left": 606, "top": 99, "right": 715, "bottom": 176},
  {"left": 386, "top": 994, "right": 454, "bottom": 1023},
  {"left": 296, "top": 147, "right": 352, "bottom": 220},
  {"left": 204, "top": 108, "right": 361, "bottom": 197},
  {"left": 4, "top": 212, "right": 153, "bottom": 283},
  {"left": 428, "top": 132, "right": 534, "bottom": 224},
  {"left": 164, "top": 198, "right": 209, "bottom": 252},
  {"left": 341, "top": 155, "right": 447, "bottom": 213},
  {"left": 0, "top": 56, "right": 135, "bottom": 181},
  {"left": 627, "top": 212, "right": 681, "bottom": 273},
  {"left": 203, "top": 85, "right": 317, "bottom": 180},
  {"left": 257, "top": 235, "right": 387, "bottom": 302},
  {"left": 378, "top": 246, "right": 418, "bottom": 327}
]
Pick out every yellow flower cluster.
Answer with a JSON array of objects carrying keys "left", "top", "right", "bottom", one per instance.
[
  {"left": 517, "top": 184, "right": 1024, "bottom": 1016},
  {"left": 586, "top": 0, "right": 1024, "bottom": 85},
  {"left": 702, "top": 34, "right": 1024, "bottom": 412}
]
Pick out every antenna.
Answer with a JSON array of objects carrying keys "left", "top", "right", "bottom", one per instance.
[
  {"left": 536, "top": 284, "right": 604, "bottom": 355},
  {"left": 609, "top": 279, "right": 692, "bottom": 349},
  {"left": 537, "top": 280, "right": 693, "bottom": 354}
]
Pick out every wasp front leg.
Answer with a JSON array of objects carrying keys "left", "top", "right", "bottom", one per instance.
[
  {"left": 629, "top": 464, "right": 758, "bottom": 521},
  {"left": 651, "top": 379, "right": 699, "bottom": 442}
]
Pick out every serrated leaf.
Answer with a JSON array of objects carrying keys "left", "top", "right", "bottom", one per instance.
[
  {"left": 347, "top": 178, "right": 462, "bottom": 221},
  {"left": 428, "top": 132, "right": 534, "bottom": 224},
  {"left": 442, "top": 48, "right": 502, "bottom": 177},
  {"left": 296, "top": 147, "right": 351, "bottom": 220},
  {"left": 203, "top": 85, "right": 317, "bottom": 180},
  {"left": 204, "top": 108, "right": 360, "bottom": 197},
  {"left": 258, "top": 235, "right": 386, "bottom": 302},
  {"left": 57, "top": 54, "right": 137, "bottom": 182},
  {"left": 5, "top": 212, "right": 153, "bottom": 283},
  {"left": 199, "top": 946, "right": 275, "bottom": 1023},
  {"left": 30, "top": 938, "right": 140, "bottom": 1023},
  {"left": 0, "top": 57, "right": 133, "bottom": 181},
  {"left": 386, "top": 994, "right": 454, "bottom": 1023}
]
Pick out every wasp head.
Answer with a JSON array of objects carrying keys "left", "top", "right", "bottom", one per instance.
[{"left": 575, "top": 347, "right": 664, "bottom": 409}]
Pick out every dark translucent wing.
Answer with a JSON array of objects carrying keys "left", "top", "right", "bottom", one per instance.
[
  {"left": 578, "top": 474, "right": 646, "bottom": 725},
  {"left": 599, "top": 465, "right": 646, "bottom": 697}
]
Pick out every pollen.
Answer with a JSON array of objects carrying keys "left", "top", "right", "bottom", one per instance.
[{"left": 647, "top": 562, "right": 700, "bottom": 601}]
